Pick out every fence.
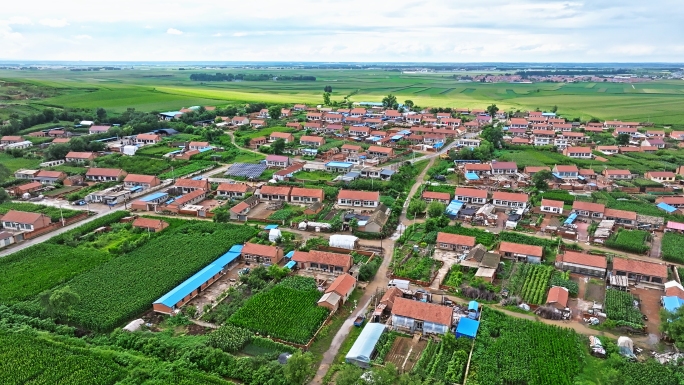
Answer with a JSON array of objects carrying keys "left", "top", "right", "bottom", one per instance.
[{"left": 23, "top": 212, "right": 89, "bottom": 240}]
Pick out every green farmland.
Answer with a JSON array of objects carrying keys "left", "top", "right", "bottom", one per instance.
[{"left": 2, "top": 68, "right": 684, "bottom": 124}]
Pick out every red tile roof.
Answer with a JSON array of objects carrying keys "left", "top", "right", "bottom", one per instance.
[
  {"left": 541, "top": 199, "right": 564, "bottom": 209},
  {"left": 492, "top": 191, "right": 528, "bottom": 203},
  {"left": 546, "top": 286, "right": 569, "bottom": 307},
  {"left": 174, "top": 178, "right": 210, "bottom": 190},
  {"left": 499, "top": 241, "right": 543, "bottom": 257},
  {"left": 554, "top": 165, "right": 579, "bottom": 172},
  {"left": 490, "top": 161, "right": 517, "bottom": 170},
  {"left": 1, "top": 210, "right": 50, "bottom": 225},
  {"left": 338, "top": 190, "right": 379, "bottom": 201},
  {"left": 1, "top": 135, "right": 23, "bottom": 142},
  {"left": 170, "top": 189, "right": 205, "bottom": 206},
  {"left": 217, "top": 183, "right": 249, "bottom": 193},
  {"left": 230, "top": 201, "right": 250, "bottom": 214},
  {"left": 422, "top": 191, "right": 450, "bottom": 201},
  {"left": 189, "top": 141, "right": 210, "bottom": 148},
  {"left": 342, "top": 144, "right": 362, "bottom": 151},
  {"left": 260, "top": 185, "right": 292, "bottom": 195},
  {"left": 604, "top": 169, "right": 631, "bottom": 176},
  {"left": 612, "top": 257, "right": 667, "bottom": 278},
  {"left": 647, "top": 171, "right": 675, "bottom": 178},
  {"left": 572, "top": 201, "right": 605, "bottom": 212},
  {"left": 392, "top": 297, "right": 453, "bottom": 326},
  {"left": 34, "top": 170, "right": 65, "bottom": 179},
  {"left": 436, "top": 232, "right": 476, "bottom": 247},
  {"left": 556, "top": 251, "right": 607, "bottom": 269},
  {"left": 326, "top": 274, "right": 357, "bottom": 297},
  {"left": 132, "top": 217, "right": 168, "bottom": 230},
  {"left": 270, "top": 132, "right": 294, "bottom": 139},
  {"left": 455, "top": 187, "right": 488, "bottom": 199},
  {"left": 136, "top": 134, "right": 161, "bottom": 141},
  {"left": 464, "top": 164, "right": 491, "bottom": 172},
  {"left": 291, "top": 187, "right": 324, "bottom": 200},
  {"left": 66, "top": 151, "right": 94, "bottom": 159},
  {"left": 300, "top": 135, "right": 325, "bottom": 143},
  {"left": 603, "top": 208, "right": 637, "bottom": 221},
  {"left": 666, "top": 286, "right": 684, "bottom": 299},
  {"left": 368, "top": 145, "right": 393, "bottom": 154},
  {"left": 565, "top": 146, "right": 592, "bottom": 153},
  {"left": 242, "top": 242, "right": 279, "bottom": 258},
  {"left": 124, "top": 174, "right": 158, "bottom": 184},
  {"left": 86, "top": 168, "right": 125, "bottom": 177},
  {"left": 292, "top": 250, "right": 352, "bottom": 268}
]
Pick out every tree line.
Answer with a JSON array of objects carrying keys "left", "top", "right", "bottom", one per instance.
[{"left": 189, "top": 73, "right": 316, "bottom": 81}]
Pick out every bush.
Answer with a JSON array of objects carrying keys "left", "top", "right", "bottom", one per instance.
[{"left": 207, "top": 324, "right": 253, "bottom": 353}]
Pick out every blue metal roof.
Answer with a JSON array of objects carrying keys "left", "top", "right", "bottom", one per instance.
[
  {"left": 552, "top": 173, "right": 562, "bottom": 179},
  {"left": 446, "top": 200, "right": 465, "bottom": 216},
  {"left": 391, "top": 135, "right": 403, "bottom": 140},
  {"left": 380, "top": 169, "right": 395, "bottom": 176},
  {"left": 367, "top": 136, "right": 382, "bottom": 141},
  {"left": 398, "top": 130, "right": 411, "bottom": 135},
  {"left": 346, "top": 323, "right": 386, "bottom": 364},
  {"left": 264, "top": 224, "right": 279, "bottom": 230},
  {"left": 456, "top": 318, "right": 480, "bottom": 338},
  {"left": 541, "top": 112, "right": 557, "bottom": 117},
  {"left": 198, "top": 147, "right": 213, "bottom": 153},
  {"left": 140, "top": 192, "right": 169, "bottom": 202},
  {"left": 191, "top": 176, "right": 204, "bottom": 180},
  {"left": 564, "top": 213, "right": 578, "bottom": 225},
  {"left": 229, "top": 244, "right": 243, "bottom": 253},
  {"left": 658, "top": 202, "right": 677, "bottom": 213},
  {"left": 326, "top": 161, "right": 353, "bottom": 168},
  {"left": 468, "top": 301, "right": 479, "bottom": 311},
  {"left": 357, "top": 102, "right": 383, "bottom": 106},
  {"left": 285, "top": 250, "right": 294, "bottom": 259},
  {"left": 664, "top": 296, "right": 684, "bottom": 312},
  {"left": 154, "top": 248, "right": 241, "bottom": 308},
  {"left": 465, "top": 172, "right": 480, "bottom": 181},
  {"left": 434, "top": 142, "right": 444, "bottom": 149},
  {"left": 284, "top": 261, "right": 296, "bottom": 269},
  {"left": 160, "top": 111, "right": 182, "bottom": 117},
  {"left": 344, "top": 171, "right": 361, "bottom": 179},
  {"left": 129, "top": 186, "right": 143, "bottom": 192}
]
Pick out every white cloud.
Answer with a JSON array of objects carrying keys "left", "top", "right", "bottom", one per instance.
[
  {"left": 212, "top": 33, "right": 223, "bottom": 37},
  {"left": 232, "top": 32, "right": 247, "bottom": 37},
  {"left": 74, "top": 34, "right": 92, "bottom": 40},
  {"left": 8, "top": 17, "right": 32, "bottom": 25},
  {"left": 144, "top": 25, "right": 152, "bottom": 29},
  {"left": 39, "top": 18, "right": 69, "bottom": 28},
  {"left": 166, "top": 28, "right": 183, "bottom": 35}
]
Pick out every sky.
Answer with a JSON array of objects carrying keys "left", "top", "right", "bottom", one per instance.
[{"left": 1, "top": 0, "right": 683, "bottom": 62}]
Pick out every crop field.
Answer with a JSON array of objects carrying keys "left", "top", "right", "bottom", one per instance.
[
  {"left": 0, "top": 152, "right": 42, "bottom": 173},
  {"left": 158, "top": 161, "right": 216, "bottom": 179},
  {"left": 507, "top": 264, "right": 554, "bottom": 304},
  {"left": 228, "top": 276, "right": 329, "bottom": 344},
  {"left": 412, "top": 335, "right": 471, "bottom": 383},
  {"left": 469, "top": 308, "right": 584, "bottom": 385},
  {"left": 605, "top": 228, "right": 649, "bottom": 254},
  {"left": 661, "top": 232, "right": 684, "bottom": 263},
  {"left": 0, "top": 201, "right": 81, "bottom": 221},
  {"left": 61, "top": 220, "right": 256, "bottom": 331},
  {"left": 3, "top": 68, "right": 684, "bottom": 124},
  {"left": 605, "top": 289, "right": 644, "bottom": 326}
]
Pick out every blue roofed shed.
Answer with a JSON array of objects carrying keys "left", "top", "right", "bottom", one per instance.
[
  {"left": 445, "top": 200, "right": 465, "bottom": 218},
  {"left": 345, "top": 323, "right": 386, "bottom": 368},
  {"left": 140, "top": 192, "right": 169, "bottom": 203},
  {"left": 455, "top": 317, "right": 480, "bottom": 339},
  {"left": 285, "top": 250, "right": 295, "bottom": 259},
  {"left": 284, "top": 260, "right": 296, "bottom": 269},
  {"left": 564, "top": 213, "right": 578, "bottom": 225},
  {"left": 664, "top": 296, "right": 684, "bottom": 313},
  {"left": 465, "top": 172, "right": 479, "bottom": 181},
  {"left": 264, "top": 224, "right": 279, "bottom": 230},
  {"left": 658, "top": 202, "right": 677, "bottom": 214},
  {"left": 152, "top": 247, "right": 241, "bottom": 314}
]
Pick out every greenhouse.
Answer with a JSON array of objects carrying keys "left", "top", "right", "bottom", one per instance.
[{"left": 345, "top": 323, "right": 386, "bottom": 368}]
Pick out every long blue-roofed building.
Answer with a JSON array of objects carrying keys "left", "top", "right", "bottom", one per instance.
[{"left": 152, "top": 245, "right": 243, "bottom": 314}]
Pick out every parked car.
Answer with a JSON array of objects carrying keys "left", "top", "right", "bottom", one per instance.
[
  {"left": 433, "top": 175, "right": 447, "bottom": 181},
  {"left": 71, "top": 200, "right": 87, "bottom": 206}
]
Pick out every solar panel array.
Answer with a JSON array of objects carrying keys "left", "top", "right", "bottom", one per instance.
[{"left": 225, "top": 163, "right": 267, "bottom": 179}]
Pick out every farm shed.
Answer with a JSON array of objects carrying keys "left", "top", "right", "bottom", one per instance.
[
  {"left": 663, "top": 296, "right": 684, "bottom": 313},
  {"left": 455, "top": 317, "right": 480, "bottom": 339},
  {"left": 317, "top": 291, "right": 342, "bottom": 312},
  {"left": 329, "top": 234, "right": 359, "bottom": 250},
  {"left": 546, "top": 286, "right": 569, "bottom": 310},
  {"left": 391, "top": 297, "right": 453, "bottom": 335},
  {"left": 345, "top": 323, "right": 387, "bottom": 368},
  {"left": 152, "top": 248, "right": 241, "bottom": 314}
]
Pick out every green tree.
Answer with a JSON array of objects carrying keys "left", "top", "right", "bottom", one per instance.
[
  {"left": 0, "top": 164, "right": 10, "bottom": 204},
  {"left": 368, "top": 363, "right": 399, "bottom": 385},
  {"left": 336, "top": 365, "right": 363, "bottom": 385},
  {"left": 69, "top": 136, "right": 86, "bottom": 152},
  {"left": 284, "top": 351, "right": 315, "bottom": 385},
  {"left": 427, "top": 201, "right": 445, "bottom": 218},
  {"left": 407, "top": 199, "right": 426, "bottom": 217},
  {"left": 404, "top": 100, "right": 414, "bottom": 110},
  {"left": 480, "top": 126, "right": 504, "bottom": 147},
  {"left": 486, "top": 104, "right": 499, "bottom": 118},
  {"left": 616, "top": 133, "right": 630, "bottom": 145},
  {"left": 213, "top": 207, "right": 230, "bottom": 223},
  {"left": 272, "top": 138, "right": 286, "bottom": 155},
  {"left": 45, "top": 143, "right": 72, "bottom": 161},
  {"left": 324, "top": 85, "right": 333, "bottom": 93},
  {"left": 268, "top": 106, "right": 281, "bottom": 120},
  {"left": 96, "top": 107, "right": 107, "bottom": 121},
  {"left": 382, "top": 94, "right": 398, "bottom": 109},
  {"left": 551, "top": 105, "right": 558, "bottom": 113},
  {"left": 349, "top": 218, "right": 359, "bottom": 231},
  {"left": 241, "top": 136, "right": 252, "bottom": 147},
  {"left": 323, "top": 92, "right": 331, "bottom": 105},
  {"left": 38, "top": 286, "right": 81, "bottom": 321},
  {"left": 532, "top": 169, "right": 553, "bottom": 190}
]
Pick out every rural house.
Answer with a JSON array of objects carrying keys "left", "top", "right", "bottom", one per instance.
[
  {"left": 319, "top": 274, "right": 357, "bottom": 311},
  {"left": 499, "top": 241, "right": 543, "bottom": 263},
  {"left": 269, "top": 132, "right": 294, "bottom": 143},
  {"left": 86, "top": 168, "right": 127, "bottom": 182},
  {"left": 421, "top": 191, "right": 451, "bottom": 204},
  {"left": 337, "top": 190, "right": 380, "bottom": 208},
  {"left": 88, "top": 125, "right": 111, "bottom": 135},
  {"left": 391, "top": 297, "right": 452, "bottom": 335},
  {"left": 562, "top": 147, "right": 592, "bottom": 159},
  {"left": 490, "top": 161, "right": 517, "bottom": 175},
  {"left": 123, "top": 174, "right": 161, "bottom": 190},
  {"left": 217, "top": 183, "right": 249, "bottom": 198},
  {"left": 367, "top": 146, "right": 393, "bottom": 158},
  {"left": 136, "top": 134, "right": 162, "bottom": 145},
  {"left": 455, "top": 187, "right": 488, "bottom": 205},
  {"left": 33, "top": 170, "right": 66, "bottom": 185},
  {"left": 293, "top": 250, "right": 353, "bottom": 275},
  {"left": 602, "top": 169, "right": 632, "bottom": 180},
  {"left": 259, "top": 185, "right": 292, "bottom": 201},
  {"left": 1, "top": 210, "right": 52, "bottom": 232},
  {"left": 546, "top": 286, "right": 569, "bottom": 310},
  {"left": 436, "top": 232, "right": 476, "bottom": 252},
  {"left": 552, "top": 165, "right": 579, "bottom": 180},
  {"left": 65, "top": 151, "right": 96, "bottom": 163},
  {"left": 290, "top": 187, "right": 324, "bottom": 203},
  {"left": 645, "top": 171, "right": 676, "bottom": 183},
  {"left": 174, "top": 178, "right": 210, "bottom": 193},
  {"left": 603, "top": 208, "right": 637, "bottom": 228},
  {"left": 492, "top": 191, "right": 528, "bottom": 209},
  {"left": 555, "top": 251, "right": 607, "bottom": 278},
  {"left": 265, "top": 155, "right": 291, "bottom": 168},
  {"left": 300, "top": 135, "right": 325, "bottom": 147},
  {"left": 241, "top": 242, "right": 284, "bottom": 265},
  {"left": 540, "top": 199, "right": 564, "bottom": 215},
  {"left": 612, "top": 257, "right": 667, "bottom": 286},
  {"left": 132, "top": 217, "right": 169, "bottom": 233},
  {"left": 571, "top": 201, "right": 605, "bottom": 219}
]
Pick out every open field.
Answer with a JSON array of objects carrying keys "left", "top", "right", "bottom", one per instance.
[{"left": 2, "top": 68, "right": 684, "bottom": 124}]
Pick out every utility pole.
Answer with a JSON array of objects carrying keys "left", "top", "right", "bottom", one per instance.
[{"left": 59, "top": 204, "right": 65, "bottom": 227}]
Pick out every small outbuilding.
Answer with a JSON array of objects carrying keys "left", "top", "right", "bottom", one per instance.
[
  {"left": 345, "top": 323, "right": 386, "bottom": 368},
  {"left": 455, "top": 317, "right": 480, "bottom": 339},
  {"left": 546, "top": 286, "right": 569, "bottom": 310}
]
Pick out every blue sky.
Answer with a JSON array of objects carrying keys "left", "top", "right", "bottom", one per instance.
[{"left": 1, "top": 0, "right": 683, "bottom": 62}]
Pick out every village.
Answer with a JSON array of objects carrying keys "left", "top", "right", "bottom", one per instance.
[{"left": 3, "top": 99, "right": 684, "bottom": 384}]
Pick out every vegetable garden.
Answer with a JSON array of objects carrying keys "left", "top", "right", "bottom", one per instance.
[
  {"left": 0, "top": 201, "right": 81, "bottom": 221},
  {"left": 605, "top": 289, "right": 644, "bottom": 327},
  {"left": 468, "top": 308, "right": 584, "bottom": 385},
  {"left": 228, "top": 276, "right": 330, "bottom": 344},
  {"left": 507, "top": 264, "right": 554, "bottom": 305}
]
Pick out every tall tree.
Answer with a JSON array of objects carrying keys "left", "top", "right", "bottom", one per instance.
[
  {"left": 617, "top": 133, "right": 630, "bottom": 145},
  {"left": 486, "top": 104, "right": 499, "bottom": 118},
  {"left": 404, "top": 99, "right": 414, "bottom": 110},
  {"left": 268, "top": 106, "right": 281, "bottom": 121},
  {"left": 323, "top": 92, "right": 331, "bottom": 105},
  {"left": 96, "top": 107, "right": 107, "bottom": 121},
  {"left": 382, "top": 94, "right": 398, "bottom": 109},
  {"left": 283, "top": 351, "right": 315, "bottom": 385},
  {"left": 427, "top": 201, "right": 446, "bottom": 218},
  {"left": 480, "top": 126, "right": 504, "bottom": 148},
  {"left": 407, "top": 199, "right": 427, "bottom": 217},
  {"left": 532, "top": 169, "right": 553, "bottom": 190},
  {"left": 272, "top": 138, "right": 286, "bottom": 155},
  {"left": 39, "top": 286, "right": 81, "bottom": 321}
]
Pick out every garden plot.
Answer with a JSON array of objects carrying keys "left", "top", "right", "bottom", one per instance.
[{"left": 384, "top": 336, "right": 426, "bottom": 373}]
